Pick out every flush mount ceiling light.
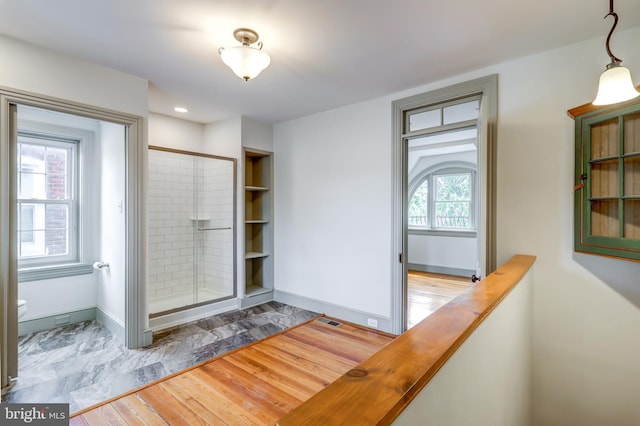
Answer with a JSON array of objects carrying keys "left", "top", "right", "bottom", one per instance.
[
  {"left": 218, "top": 28, "right": 271, "bottom": 82},
  {"left": 593, "top": 0, "right": 640, "bottom": 105}
]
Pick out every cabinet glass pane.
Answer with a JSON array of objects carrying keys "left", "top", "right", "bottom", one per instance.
[
  {"left": 624, "top": 156, "right": 640, "bottom": 196},
  {"left": 591, "top": 119, "right": 618, "bottom": 159},
  {"left": 624, "top": 112, "right": 640, "bottom": 154},
  {"left": 591, "top": 160, "right": 619, "bottom": 198},
  {"left": 624, "top": 200, "right": 640, "bottom": 239},
  {"left": 591, "top": 200, "right": 619, "bottom": 237}
]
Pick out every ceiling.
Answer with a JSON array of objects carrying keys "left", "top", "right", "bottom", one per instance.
[{"left": 1, "top": 0, "right": 639, "bottom": 124}]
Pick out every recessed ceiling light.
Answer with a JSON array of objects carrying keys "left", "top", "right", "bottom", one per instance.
[{"left": 174, "top": 107, "right": 188, "bottom": 113}]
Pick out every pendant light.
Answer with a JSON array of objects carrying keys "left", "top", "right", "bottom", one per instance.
[
  {"left": 218, "top": 28, "right": 271, "bottom": 82},
  {"left": 593, "top": 0, "right": 640, "bottom": 105}
]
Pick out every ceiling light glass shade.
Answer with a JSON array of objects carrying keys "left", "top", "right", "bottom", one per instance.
[
  {"left": 593, "top": 63, "right": 640, "bottom": 105},
  {"left": 220, "top": 46, "right": 270, "bottom": 81}
]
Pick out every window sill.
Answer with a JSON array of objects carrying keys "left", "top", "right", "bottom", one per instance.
[
  {"left": 408, "top": 228, "right": 477, "bottom": 238},
  {"left": 18, "top": 263, "right": 94, "bottom": 282}
]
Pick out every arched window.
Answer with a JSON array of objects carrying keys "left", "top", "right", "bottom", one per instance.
[{"left": 408, "top": 162, "right": 476, "bottom": 231}]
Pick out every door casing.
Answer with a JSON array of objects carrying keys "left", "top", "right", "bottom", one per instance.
[
  {"left": 390, "top": 75, "right": 498, "bottom": 334},
  {"left": 0, "top": 87, "right": 147, "bottom": 392}
]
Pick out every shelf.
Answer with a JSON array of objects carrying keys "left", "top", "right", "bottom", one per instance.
[
  {"left": 245, "top": 284, "right": 272, "bottom": 297},
  {"left": 245, "top": 185, "right": 269, "bottom": 192},
  {"left": 245, "top": 251, "right": 269, "bottom": 259},
  {"left": 244, "top": 149, "right": 273, "bottom": 297}
]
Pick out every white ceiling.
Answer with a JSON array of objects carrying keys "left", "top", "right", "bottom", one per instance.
[{"left": 1, "top": 0, "right": 639, "bottom": 124}]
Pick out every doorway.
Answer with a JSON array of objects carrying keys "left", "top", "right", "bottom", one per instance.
[
  {"left": 391, "top": 75, "right": 498, "bottom": 334},
  {"left": 0, "top": 89, "right": 145, "bottom": 394}
]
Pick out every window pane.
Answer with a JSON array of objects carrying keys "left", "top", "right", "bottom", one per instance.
[
  {"left": 435, "top": 173, "right": 471, "bottom": 229},
  {"left": 45, "top": 146, "right": 69, "bottom": 200},
  {"left": 18, "top": 144, "right": 47, "bottom": 199},
  {"left": 45, "top": 204, "right": 69, "bottom": 256},
  {"left": 435, "top": 202, "right": 470, "bottom": 228},
  {"left": 409, "top": 180, "right": 429, "bottom": 226},
  {"left": 435, "top": 174, "right": 470, "bottom": 201},
  {"left": 19, "top": 204, "right": 35, "bottom": 243},
  {"left": 409, "top": 109, "right": 440, "bottom": 131},
  {"left": 443, "top": 100, "right": 480, "bottom": 125},
  {"left": 19, "top": 143, "right": 45, "bottom": 173}
]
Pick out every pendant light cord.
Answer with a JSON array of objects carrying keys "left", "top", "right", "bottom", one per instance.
[{"left": 604, "top": 0, "right": 622, "bottom": 63}]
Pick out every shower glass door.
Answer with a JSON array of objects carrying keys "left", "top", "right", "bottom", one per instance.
[{"left": 147, "top": 146, "right": 236, "bottom": 316}]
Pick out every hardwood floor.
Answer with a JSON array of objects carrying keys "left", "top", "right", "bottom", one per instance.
[
  {"left": 70, "top": 317, "right": 394, "bottom": 426},
  {"left": 407, "top": 270, "right": 473, "bottom": 328}
]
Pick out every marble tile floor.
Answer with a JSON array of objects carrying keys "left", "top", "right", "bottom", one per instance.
[{"left": 2, "top": 301, "right": 318, "bottom": 414}]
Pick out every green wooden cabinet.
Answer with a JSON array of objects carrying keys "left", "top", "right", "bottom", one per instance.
[{"left": 570, "top": 100, "right": 640, "bottom": 261}]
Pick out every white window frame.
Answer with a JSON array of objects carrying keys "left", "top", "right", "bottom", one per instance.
[
  {"left": 408, "top": 162, "right": 477, "bottom": 237},
  {"left": 18, "top": 133, "right": 78, "bottom": 265},
  {"left": 17, "top": 113, "right": 97, "bottom": 282}
]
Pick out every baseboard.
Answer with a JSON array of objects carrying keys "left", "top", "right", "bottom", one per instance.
[
  {"left": 408, "top": 263, "right": 475, "bottom": 277},
  {"left": 96, "top": 308, "right": 125, "bottom": 344},
  {"left": 142, "top": 329, "right": 153, "bottom": 347},
  {"left": 274, "top": 290, "right": 393, "bottom": 334},
  {"left": 239, "top": 290, "right": 274, "bottom": 309},
  {"left": 18, "top": 308, "right": 96, "bottom": 337}
]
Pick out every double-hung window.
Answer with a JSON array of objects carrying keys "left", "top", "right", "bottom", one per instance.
[
  {"left": 409, "top": 166, "right": 475, "bottom": 232},
  {"left": 16, "top": 105, "right": 96, "bottom": 281},
  {"left": 18, "top": 133, "right": 78, "bottom": 264}
]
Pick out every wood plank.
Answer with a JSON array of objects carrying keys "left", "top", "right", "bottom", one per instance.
[
  {"left": 285, "top": 326, "right": 381, "bottom": 363},
  {"left": 137, "top": 382, "right": 208, "bottom": 426},
  {"left": 408, "top": 270, "right": 472, "bottom": 328},
  {"left": 111, "top": 395, "right": 168, "bottom": 426},
  {"left": 78, "top": 404, "right": 129, "bottom": 426},
  {"left": 225, "top": 348, "right": 324, "bottom": 400},
  {"left": 199, "top": 359, "right": 299, "bottom": 419},
  {"left": 247, "top": 340, "right": 341, "bottom": 383},
  {"left": 156, "top": 379, "right": 230, "bottom": 425},
  {"left": 277, "top": 255, "right": 536, "bottom": 426},
  {"left": 263, "top": 334, "right": 360, "bottom": 374},
  {"left": 172, "top": 369, "right": 257, "bottom": 426}
]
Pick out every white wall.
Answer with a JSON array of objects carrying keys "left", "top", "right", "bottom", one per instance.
[
  {"left": 407, "top": 234, "right": 477, "bottom": 273},
  {"left": 18, "top": 275, "right": 97, "bottom": 321},
  {"left": 241, "top": 116, "right": 273, "bottom": 152},
  {"left": 98, "top": 122, "right": 127, "bottom": 326},
  {"left": 274, "top": 100, "right": 393, "bottom": 316},
  {"left": 0, "top": 35, "right": 147, "bottom": 116},
  {"left": 394, "top": 267, "right": 533, "bottom": 426},
  {"left": 273, "top": 26, "right": 640, "bottom": 425},
  {"left": 148, "top": 113, "right": 204, "bottom": 153},
  {"left": 204, "top": 117, "right": 242, "bottom": 159}
]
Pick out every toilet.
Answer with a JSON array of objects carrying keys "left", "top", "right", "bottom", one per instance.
[{"left": 18, "top": 299, "right": 27, "bottom": 319}]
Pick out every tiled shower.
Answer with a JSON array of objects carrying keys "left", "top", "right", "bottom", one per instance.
[{"left": 147, "top": 147, "right": 235, "bottom": 316}]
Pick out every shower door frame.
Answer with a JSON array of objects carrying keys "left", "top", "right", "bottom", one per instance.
[
  {"left": 1, "top": 88, "right": 146, "bottom": 392},
  {"left": 147, "top": 145, "right": 237, "bottom": 318}
]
